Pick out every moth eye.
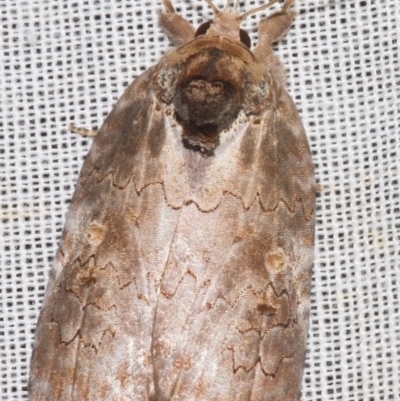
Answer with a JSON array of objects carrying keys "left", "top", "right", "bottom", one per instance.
[
  {"left": 240, "top": 29, "right": 251, "bottom": 48},
  {"left": 195, "top": 21, "right": 212, "bottom": 37}
]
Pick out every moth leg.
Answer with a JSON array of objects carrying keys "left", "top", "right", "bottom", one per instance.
[
  {"left": 253, "top": 0, "right": 295, "bottom": 64},
  {"left": 68, "top": 124, "right": 98, "bottom": 137},
  {"left": 159, "top": 0, "right": 195, "bottom": 46}
]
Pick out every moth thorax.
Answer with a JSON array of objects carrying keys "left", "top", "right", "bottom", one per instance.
[{"left": 173, "top": 48, "right": 244, "bottom": 152}]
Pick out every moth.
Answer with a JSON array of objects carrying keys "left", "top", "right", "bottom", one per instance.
[{"left": 29, "top": 0, "right": 315, "bottom": 400}]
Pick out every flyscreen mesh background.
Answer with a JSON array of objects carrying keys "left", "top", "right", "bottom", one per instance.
[{"left": 1, "top": 0, "right": 399, "bottom": 399}]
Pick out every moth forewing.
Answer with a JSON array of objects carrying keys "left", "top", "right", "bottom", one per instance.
[{"left": 29, "top": 1, "right": 315, "bottom": 400}]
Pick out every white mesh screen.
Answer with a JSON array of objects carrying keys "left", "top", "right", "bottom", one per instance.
[{"left": 1, "top": 0, "right": 399, "bottom": 399}]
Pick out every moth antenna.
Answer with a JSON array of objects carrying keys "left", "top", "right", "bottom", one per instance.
[
  {"left": 204, "top": 0, "right": 220, "bottom": 14},
  {"left": 223, "top": 0, "right": 231, "bottom": 12},
  {"left": 162, "top": 0, "right": 175, "bottom": 14},
  {"left": 239, "top": 0, "right": 282, "bottom": 20},
  {"left": 234, "top": 0, "right": 240, "bottom": 11}
]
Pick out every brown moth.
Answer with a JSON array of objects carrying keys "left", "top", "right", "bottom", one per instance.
[{"left": 28, "top": 0, "right": 315, "bottom": 400}]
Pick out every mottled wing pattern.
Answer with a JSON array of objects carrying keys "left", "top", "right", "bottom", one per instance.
[
  {"left": 28, "top": 68, "right": 176, "bottom": 401},
  {"left": 150, "top": 88, "right": 315, "bottom": 400},
  {"left": 29, "top": 69, "right": 315, "bottom": 401}
]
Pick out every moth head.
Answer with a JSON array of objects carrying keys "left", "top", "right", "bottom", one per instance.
[
  {"left": 160, "top": 0, "right": 294, "bottom": 49},
  {"left": 193, "top": 0, "right": 285, "bottom": 49}
]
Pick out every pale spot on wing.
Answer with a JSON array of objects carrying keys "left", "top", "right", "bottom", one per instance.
[
  {"left": 265, "top": 248, "right": 285, "bottom": 272},
  {"left": 86, "top": 223, "right": 105, "bottom": 246}
]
